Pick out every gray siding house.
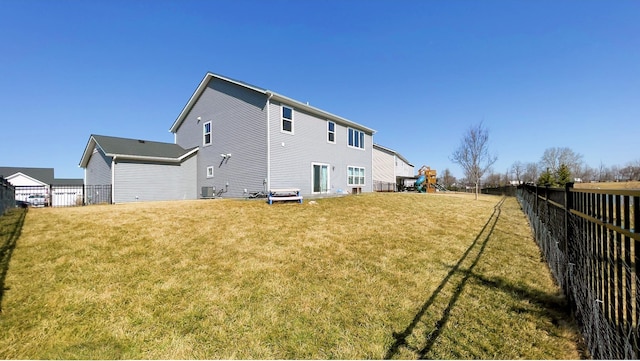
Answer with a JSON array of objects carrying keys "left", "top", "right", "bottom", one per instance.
[
  {"left": 80, "top": 72, "right": 375, "bottom": 203},
  {"left": 79, "top": 135, "right": 198, "bottom": 203},
  {"left": 170, "top": 72, "right": 375, "bottom": 198}
]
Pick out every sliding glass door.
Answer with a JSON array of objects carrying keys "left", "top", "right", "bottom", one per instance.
[{"left": 312, "top": 164, "right": 329, "bottom": 194}]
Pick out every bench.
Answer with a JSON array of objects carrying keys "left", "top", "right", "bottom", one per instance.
[{"left": 268, "top": 188, "right": 303, "bottom": 205}]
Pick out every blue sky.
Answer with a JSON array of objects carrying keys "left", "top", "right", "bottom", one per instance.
[{"left": 1, "top": 0, "right": 638, "bottom": 179}]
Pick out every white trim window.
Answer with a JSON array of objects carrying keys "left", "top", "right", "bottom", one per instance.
[
  {"left": 282, "top": 106, "right": 294, "bottom": 134},
  {"left": 206, "top": 166, "right": 214, "bottom": 178},
  {"left": 348, "top": 166, "right": 365, "bottom": 186},
  {"left": 327, "top": 121, "right": 336, "bottom": 143},
  {"left": 203, "top": 121, "right": 212, "bottom": 146},
  {"left": 348, "top": 128, "right": 365, "bottom": 149},
  {"left": 312, "top": 163, "right": 330, "bottom": 194}
]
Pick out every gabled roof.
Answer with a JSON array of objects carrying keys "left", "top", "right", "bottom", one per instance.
[
  {"left": 0, "top": 167, "right": 83, "bottom": 185},
  {"left": 79, "top": 134, "right": 198, "bottom": 168},
  {"left": 52, "top": 178, "right": 84, "bottom": 186},
  {"left": 373, "top": 144, "right": 414, "bottom": 167},
  {"left": 169, "top": 72, "right": 377, "bottom": 135},
  {"left": 0, "top": 167, "right": 55, "bottom": 184}
]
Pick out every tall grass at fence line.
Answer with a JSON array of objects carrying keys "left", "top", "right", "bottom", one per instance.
[
  {"left": 518, "top": 184, "right": 639, "bottom": 359},
  {"left": 0, "top": 177, "right": 15, "bottom": 216},
  {"left": 0, "top": 193, "right": 583, "bottom": 359}
]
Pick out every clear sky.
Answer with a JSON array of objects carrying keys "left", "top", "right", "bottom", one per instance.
[{"left": 1, "top": 0, "right": 638, "bottom": 180}]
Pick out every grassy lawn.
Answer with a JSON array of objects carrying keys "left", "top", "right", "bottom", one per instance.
[
  {"left": 574, "top": 180, "right": 640, "bottom": 190},
  {"left": 0, "top": 193, "right": 582, "bottom": 359}
]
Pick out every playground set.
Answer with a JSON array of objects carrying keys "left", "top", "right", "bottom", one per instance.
[{"left": 415, "top": 165, "right": 438, "bottom": 193}]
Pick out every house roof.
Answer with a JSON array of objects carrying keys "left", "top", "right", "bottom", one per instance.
[
  {"left": 52, "top": 178, "right": 85, "bottom": 186},
  {"left": 169, "top": 72, "right": 377, "bottom": 135},
  {"left": 373, "top": 144, "right": 414, "bottom": 167},
  {"left": 0, "top": 167, "right": 83, "bottom": 185},
  {"left": 0, "top": 167, "right": 55, "bottom": 184},
  {"left": 79, "top": 134, "right": 198, "bottom": 168}
]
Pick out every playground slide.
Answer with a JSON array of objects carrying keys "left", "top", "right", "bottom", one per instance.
[{"left": 415, "top": 175, "right": 427, "bottom": 193}]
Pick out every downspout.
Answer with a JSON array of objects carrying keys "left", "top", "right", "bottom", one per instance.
[
  {"left": 394, "top": 155, "right": 397, "bottom": 191},
  {"left": 111, "top": 156, "right": 116, "bottom": 204},
  {"left": 370, "top": 133, "right": 374, "bottom": 193},
  {"left": 266, "top": 92, "right": 273, "bottom": 192},
  {"left": 83, "top": 167, "right": 87, "bottom": 205}
]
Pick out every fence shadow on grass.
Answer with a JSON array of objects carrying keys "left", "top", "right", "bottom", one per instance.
[
  {"left": 384, "top": 197, "right": 505, "bottom": 359},
  {"left": 0, "top": 208, "right": 27, "bottom": 313}
]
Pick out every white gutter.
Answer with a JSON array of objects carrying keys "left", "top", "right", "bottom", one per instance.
[
  {"left": 269, "top": 92, "right": 376, "bottom": 135},
  {"left": 111, "top": 156, "right": 116, "bottom": 204},
  {"left": 103, "top": 152, "right": 195, "bottom": 164},
  {"left": 266, "top": 93, "right": 273, "bottom": 191}
]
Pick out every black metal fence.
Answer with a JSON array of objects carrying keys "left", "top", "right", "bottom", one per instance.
[
  {"left": 0, "top": 177, "right": 15, "bottom": 216},
  {"left": 481, "top": 185, "right": 518, "bottom": 197},
  {"left": 517, "top": 183, "right": 640, "bottom": 359},
  {"left": 13, "top": 184, "right": 112, "bottom": 207},
  {"left": 84, "top": 185, "right": 112, "bottom": 205}
]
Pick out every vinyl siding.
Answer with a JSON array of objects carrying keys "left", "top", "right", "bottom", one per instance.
[
  {"left": 113, "top": 154, "right": 197, "bottom": 203},
  {"left": 175, "top": 78, "right": 268, "bottom": 198},
  {"left": 269, "top": 101, "right": 373, "bottom": 195},
  {"left": 85, "top": 147, "right": 112, "bottom": 186},
  {"left": 396, "top": 158, "right": 414, "bottom": 177},
  {"left": 373, "top": 147, "right": 396, "bottom": 183}
]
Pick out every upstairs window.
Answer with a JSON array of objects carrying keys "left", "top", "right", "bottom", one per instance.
[
  {"left": 348, "top": 128, "right": 365, "bottom": 149},
  {"left": 327, "top": 121, "right": 335, "bottom": 143},
  {"left": 282, "top": 106, "right": 293, "bottom": 133},
  {"left": 203, "top": 121, "right": 212, "bottom": 146}
]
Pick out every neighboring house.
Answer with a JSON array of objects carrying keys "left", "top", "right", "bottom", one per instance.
[
  {"left": 80, "top": 72, "right": 376, "bottom": 203},
  {"left": 0, "top": 167, "right": 84, "bottom": 206},
  {"left": 79, "top": 135, "right": 198, "bottom": 204},
  {"left": 372, "top": 144, "right": 415, "bottom": 191}
]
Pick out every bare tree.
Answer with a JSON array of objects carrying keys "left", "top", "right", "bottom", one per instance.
[
  {"left": 540, "top": 147, "right": 584, "bottom": 176},
  {"left": 597, "top": 161, "right": 607, "bottom": 182},
  {"left": 523, "top": 162, "right": 539, "bottom": 184},
  {"left": 450, "top": 122, "right": 497, "bottom": 199},
  {"left": 511, "top": 161, "right": 525, "bottom": 184},
  {"left": 484, "top": 172, "right": 501, "bottom": 188},
  {"left": 577, "top": 165, "right": 595, "bottom": 183},
  {"left": 620, "top": 160, "right": 640, "bottom": 180},
  {"left": 440, "top": 168, "right": 456, "bottom": 190}
]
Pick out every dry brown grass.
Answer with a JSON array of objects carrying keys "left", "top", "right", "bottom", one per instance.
[
  {"left": 574, "top": 180, "right": 640, "bottom": 190},
  {"left": 0, "top": 193, "right": 583, "bottom": 359}
]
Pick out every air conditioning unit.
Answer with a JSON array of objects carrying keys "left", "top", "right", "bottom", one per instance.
[{"left": 201, "top": 186, "right": 214, "bottom": 198}]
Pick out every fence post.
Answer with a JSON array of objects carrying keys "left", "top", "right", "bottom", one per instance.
[
  {"left": 535, "top": 185, "right": 538, "bottom": 215},
  {"left": 545, "top": 184, "right": 550, "bottom": 226},
  {"left": 564, "top": 182, "right": 574, "bottom": 301}
]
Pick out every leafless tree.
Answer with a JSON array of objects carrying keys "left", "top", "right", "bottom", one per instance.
[
  {"left": 540, "top": 147, "right": 584, "bottom": 176},
  {"left": 450, "top": 122, "right": 497, "bottom": 199},
  {"left": 440, "top": 168, "right": 457, "bottom": 190},
  {"left": 484, "top": 172, "right": 501, "bottom": 188},
  {"left": 610, "top": 165, "right": 621, "bottom": 182},
  {"left": 597, "top": 161, "right": 607, "bottom": 182},
  {"left": 510, "top": 161, "right": 525, "bottom": 184},
  {"left": 620, "top": 160, "right": 640, "bottom": 180},
  {"left": 523, "top": 162, "right": 539, "bottom": 184},
  {"left": 579, "top": 165, "right": 596, "bottom": 183}
]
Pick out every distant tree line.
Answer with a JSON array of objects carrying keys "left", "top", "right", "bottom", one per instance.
[
  {"left": 440, "top": 146, "right": 640, "bottom": 190},
  {"left": 491, "top": 147, "right": 639, "bottom": 188}
]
